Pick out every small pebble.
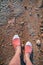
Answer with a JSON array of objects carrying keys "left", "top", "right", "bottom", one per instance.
[
  {"left": 35, "top": 8, "right": 39, "bottom": 11},
  {"left": 2, "top": 45, "right": 4, "bottom": 48},
  {"left": 29, "top": 12, "right": 32, "bottom": 16},
  {"left": 9, "top": 43, "right": 12, "bottom": 46},
  {"left": 40, "top": 15, "right": 43, "bottom": 18},
  {"left": 20, "top": 22, "right": 24, "bottom": 26}
]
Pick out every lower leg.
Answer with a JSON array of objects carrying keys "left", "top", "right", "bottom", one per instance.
[
  {"left": 9, "top": 46, "right": 21, "bottom": 65},
  {"left": 25, "top": 53, "right": 33, "bottom": 65}
]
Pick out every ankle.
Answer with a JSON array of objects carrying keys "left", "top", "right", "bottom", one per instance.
[
  {"left": 16, "top": 46, "right": 21, "bottom": 55},
  {"left": 25, "top": 53, "right": 30, "bottom": 58},
  {"left": 24, "top": 53, "right": 30, "bottom": 62}
]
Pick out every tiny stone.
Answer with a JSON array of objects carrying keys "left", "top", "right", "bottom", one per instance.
[
  {"left": 35, "top": 8, "right": 39, "bottom": 11},
  {"left": 9, "top": 43, "right": 12, "bottom": 46},
  {"left": 40, "top": 15, "right": 43, "bottom": 18},
  {"left": 2, "top": 45, "right": 4, "bottom": 48},
  {"left": 36, "top": 39, "right": 41, "bottom": 44},
  {"left": 20, "top": 22, "right": 24, "bottom": 26},
  {"left": 29, "top": 12, "right": 32, "bottom": 16}
]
